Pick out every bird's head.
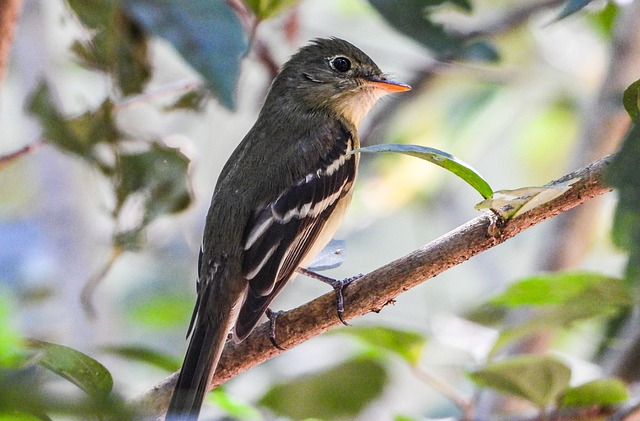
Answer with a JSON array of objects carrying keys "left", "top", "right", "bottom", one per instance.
[{"left": 271, "top": 37, "right": 411, "bottom": 127}]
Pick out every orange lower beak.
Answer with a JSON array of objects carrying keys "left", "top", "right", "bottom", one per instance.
[{"left": 366, "top": 78, "right": 412, "bottom": 93}]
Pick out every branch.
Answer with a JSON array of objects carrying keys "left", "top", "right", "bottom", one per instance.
[
  {"left": 0, "top": 0, "right": 22, "bottom": 85},
  {"left": 135, "top": 155, "right": 613, "bottom": 418}
]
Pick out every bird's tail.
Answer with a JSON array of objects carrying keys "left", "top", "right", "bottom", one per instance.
[{"left": 166, "top": 277, "right": 233, "bottom": 420}]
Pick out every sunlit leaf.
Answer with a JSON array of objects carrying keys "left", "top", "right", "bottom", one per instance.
[
  {"left": 353, "top": 144, "right": 493, "bottom": 199},
  {"left": 27, "top": 340, "right": 113, "bottom": 399},
  {"left": 560, "top": 378, "right": 628, "bottom": 407},
  {"left": 469, "top": 355, "right": 571, "bottom": 408},
  {"left": 338, "top": 325, "right": 426, "bottom": 366},
  {"left": 126, "top": 288, "right": 193, "bottom": 329},
  {"left": 0, "top": 290, "right": 25, "bottom": 368},
  {"left": 622, "top": 79, "right": 640, "bottom": 122},
  {"left": 307, "top": 239, "right": 346, "bottom": 271},
  {"left": 490, "top": 272, "right": 631, "bottom": 308},
  {"left": 101, "top": 345, "right": 180, "bottom": 372},
  {"left": 123, "top": 0, "right": 248, "bottom": 109},
  {"left": 208, "top": 388, "right": 261, "bottom": 420},
  {"left": 259, "top": 358, "right": 387, "bottom": 419},
  {"left": 244, "top": 0, "right": 300, "bottom": 20},
  {"left": 475, "top": 183, "right": 575, "bottom": 219}
]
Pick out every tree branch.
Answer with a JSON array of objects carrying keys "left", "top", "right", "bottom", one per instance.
[
  {"left": 0, "top": 0, "right": 22, "bottom": 85},
  {"left": 135, "top": 154, "right": 613, "bottom": 418}
]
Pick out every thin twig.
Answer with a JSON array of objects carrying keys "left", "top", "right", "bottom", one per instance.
[
  {"left": 413, "top": 364, "right": 473, "bottom": 417},
  {"left": 0, "top": 140, "right": 45, "bottom": 169}
]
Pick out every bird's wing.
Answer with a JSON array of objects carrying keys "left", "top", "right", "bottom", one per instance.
[{"left": 234, "top": 125, "right": 356, "bottom": 340}]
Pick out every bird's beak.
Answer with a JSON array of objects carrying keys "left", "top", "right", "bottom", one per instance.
[{"left": 365, "top": 77, "right": 412, "bottom": 93}]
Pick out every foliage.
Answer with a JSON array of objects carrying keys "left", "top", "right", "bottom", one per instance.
[{"left": 1, "top": 0, "right": 639, "bottom": 420}]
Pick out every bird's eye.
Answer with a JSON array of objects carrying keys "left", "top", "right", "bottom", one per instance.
[{"left": 330, "top": 57, "right": 351, "bottom": 73}]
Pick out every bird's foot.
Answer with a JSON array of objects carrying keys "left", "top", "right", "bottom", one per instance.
[
  {"left": 265, "top": 308, "right": 286, "bottom": 350},
  {"left": 298, "top": 268, "right": 363, "bottom": 326}
]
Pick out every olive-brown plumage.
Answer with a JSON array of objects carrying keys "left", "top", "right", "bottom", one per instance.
[{"left": 167, "top": 37, "right": 410, "bottom": 420}]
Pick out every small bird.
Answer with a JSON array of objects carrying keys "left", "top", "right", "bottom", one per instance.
[{"left": 167, "top": 37, "right": 410, "bottom": 420}]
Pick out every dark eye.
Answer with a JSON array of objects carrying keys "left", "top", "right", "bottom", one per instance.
[{"left": 330, "top": 56, "right": 351, "bottom": 73}]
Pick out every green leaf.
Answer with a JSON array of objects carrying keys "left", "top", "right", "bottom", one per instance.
[
  {"left": 244, "top": 0, "right": 301, "bottom": 20},
  {"left": 560, "top": 378, "right": 628, "bottom": 407},
  {"left": 114, "top": 143, "right": 192, "bottom": 248},
  {"left": 367, "top": 0, "right": 471, "bottom": 58},
  {"left": 259, "top": 358, "right": 387, "bottom": 419},
  {"left": 101, "top": 345, "right": 180, "bottom": 372},
  {"left": 469, "top": 355, "right": 571, "bottom": 408},
  {"left": 123, "top": 0, "right": 248, "bottom": 109},
  {"left": 0, "top": 290, "right": 26, "bottom": 368},
  {"left": 164, "top": 87, "right": 210, "bottom": 112},
  {"left": 554, "top": 0, "right": 597, "bottom": 21},
  {"left": 67, "top": 1, "right": 151, "bottom": 96},
  {"left": 337, "top": 325, "right": 426, "bottom": 366},
  {"left": 126, "top": 287, "right": 193, "bottom": 329},
  {"left": 26, "top": 340, "right": 113, "bottom": 399},
  {"left": 208, "top": 388, "right": 261, "bottom": 420},
  {"left": 353, "top": 143, "right": 493, "bottom": 199},
  {"left": 587, "top": 1, "right": 618, "bottom": 38},
  {"left": 606, "top": 122, "right": 640, "bottom": 284},
  {"left": 27, "top": 82, "right": 118, "bottom": 173},
  {"left": 623, "top": 79, "right": 640, "bottom": 121},
  {"left": 490, "top": 272, "right": 631, "bottom": 308}
]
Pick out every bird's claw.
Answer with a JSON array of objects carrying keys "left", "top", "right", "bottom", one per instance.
[{"left": 266, "top": 308, "right": 286, "bottom": 350}]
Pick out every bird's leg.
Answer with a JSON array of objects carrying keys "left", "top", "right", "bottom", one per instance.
[
  {"left": 265, "top": 308, "right": 286, "bottom": 350},
  {"left": 297, "top": 267, "right": 363, "bottom": 326}
]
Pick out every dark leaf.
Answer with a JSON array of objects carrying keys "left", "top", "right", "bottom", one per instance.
[
  {"left": 114, "top": 142, "right": 192, "bottom": 233},
  {"left": 26, "top": 340, "right": 113, "bottom": 399},
  {"left": 102, "top": 345, "right": 180, "bottom": 372},
  {"left": 164, "top": 87, "right": 210, "bottom": 112},
  {"left": 469, "top": 355, "right": 571, "bottom": 408},
  {"left": 123, "top": 0, "right": 248, "bottom": 108},
  {"left": 367, "top": 0, "right": 471, "bottom": 57},
  {"left": 354, "top": 143, "right": 493, "bottom": 199},
  {"left": 622, "top": 79, "right": 640, "bottom": 121},
  {"left": 259, "top": 358, "right": 387, "bottom": 419},
  {"left": 606, "top": 122, "right": 640, "bottom": 284},
  {"left": 27, "top": 82, "right": 118, "bottom": 173},
  {"left": 554, "top": 0, "right": 598, "bottom": 21}
]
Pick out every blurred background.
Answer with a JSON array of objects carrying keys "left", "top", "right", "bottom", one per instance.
[{"left": 1, "top": 0, "right": 639, "bottom": 420}]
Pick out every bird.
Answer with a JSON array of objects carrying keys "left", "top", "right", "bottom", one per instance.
[{"left": 166, "top": 37, "right": 411, "bottom": 420}]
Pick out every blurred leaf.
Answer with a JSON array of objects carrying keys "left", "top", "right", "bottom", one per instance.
[
  {"left": 338, "top": 325, "right": 426, "bottom": 366},
  {"left": 607, "top": 122, "right": 640, "bottom": 284},
  {"left": 0, "top": 290, "right": 26, "bottom": 368},
  {"left": 126, "top": 288, "right": 193, "bottom": 329},
  {"left": 208, "top": 388, "right": 261, "bottom": 420},
  {"left": 164, "top": 87, "right": 210, "bottom": 112},
  {"left": 354, "top": 144, "right": 493, "bottom": 199},
  {"left": 27, "top": 82, "right": 118, "bottom": 173},
  {"left": 259, "top": 358, "right": 387, "bottom": 419},
  {"left": 622, "top": 79, "right": 640, "bottom": 121},
  {"left": 587, "top": 1, "right": 618, "bottom": 38},
  {"left": 245, "top": 0, "right": 300, "bottom": 20},
  {"left": 123, "top": 0, "right": 248, "bottom": 109},
  {"left": 490, "top": 272, "right": 631, "bottom": 308},
  {"left": 554, "top": 0, "right": 598, "bottom": 21},
  {"left": 471, "top": 272, "right": 633, "bottom": 354},
  {"left": 461, "top": 40, "right": 500, "bottom": 62},
  {"left": 560, "top": 378, "right": 628, "bottom": 407},
  {"left": 115, "top": 143, "right": 192, "bottom": 218},
  {"left": 67, "top": 1, "right": 151, "bottom": 95},
  {"left": 102, "top": 345, "right": 180, "bottom": 372},
  {"left": 475, "top": 184, "right": 574, "bottom": 219},
  {"left": 308, "top": 239, "right": 346, "bottom": 271},
  {"left": 469, "top": 355, "right": 571, "bottom": 408},
  {"left": 367, "top": 0, "right": 470, "bottom": 57},
  {"left": 26, "top": 340, "right": 113, "bottom": 399}
]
